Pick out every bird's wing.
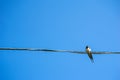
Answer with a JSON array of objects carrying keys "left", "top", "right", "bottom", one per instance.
[{"left": 87, "top": 52, "right": 94, "bottom": 63}]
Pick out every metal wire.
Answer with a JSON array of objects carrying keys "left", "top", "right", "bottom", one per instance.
[{"left": 0, "top": 48, "right": 120, "bottom": 54}]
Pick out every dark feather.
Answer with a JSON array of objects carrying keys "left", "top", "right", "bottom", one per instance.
[{"left": 88, "top": 52, "right": 94, "bottom": 63}]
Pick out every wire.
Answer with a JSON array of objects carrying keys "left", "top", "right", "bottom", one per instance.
[
  {"left": 0, "top": 48, "right": 120, "bottom": 54},
  {"left": 0, "top": 48, "right": 84, "bottom": 54}
]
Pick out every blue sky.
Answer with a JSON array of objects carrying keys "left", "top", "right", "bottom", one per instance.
[{"left": 1, "top": 0, "right": 120, "bottom": 80}]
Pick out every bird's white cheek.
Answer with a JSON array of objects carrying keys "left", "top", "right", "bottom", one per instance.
[{"left": 88, "top": 48, "right": 91, "bottom": 51}]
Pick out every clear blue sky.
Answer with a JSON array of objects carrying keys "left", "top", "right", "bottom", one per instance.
[{"left": 1, "top": 0, "right": 120, "bottom": 80}]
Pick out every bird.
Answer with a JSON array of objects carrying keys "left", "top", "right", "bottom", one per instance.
[{"left": 86, "top": 46, "right": 94, "bottom": 63}]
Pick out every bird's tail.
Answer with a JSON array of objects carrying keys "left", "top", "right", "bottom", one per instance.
[{"left": 90, "top": 59, "right": 94, "bottom": 63}]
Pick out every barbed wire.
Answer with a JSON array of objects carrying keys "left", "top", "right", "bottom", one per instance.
[{"left": 0, "top": 48, "right": 120, "bottom": 54}]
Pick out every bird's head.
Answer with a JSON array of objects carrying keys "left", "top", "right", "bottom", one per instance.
[{"left": 86, "top": 45, "right": 89, "bottom": 49}]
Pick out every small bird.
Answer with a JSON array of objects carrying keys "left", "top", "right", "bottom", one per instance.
[{"left": 86, "top": 46, "right": 94, "bottom": 63}]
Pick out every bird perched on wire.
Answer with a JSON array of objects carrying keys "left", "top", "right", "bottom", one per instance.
[{"left": 86, "top": 46, "right": 94, "bottom": 63}]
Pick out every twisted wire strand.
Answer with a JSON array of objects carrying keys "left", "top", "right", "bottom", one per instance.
[{"left": 0, "top": 48, "right": 120, "bottom": 54}]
